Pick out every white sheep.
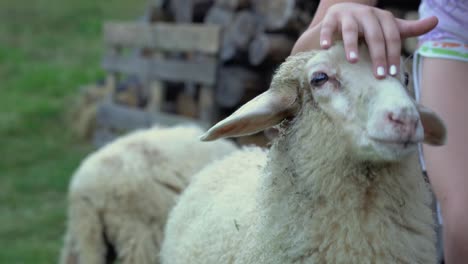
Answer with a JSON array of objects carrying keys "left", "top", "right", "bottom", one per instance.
[
  {"left": 59, "top": 125, "right": 237, "bottom": 264},
  {"left": 160, "top": 43, "right": 447, "bottom": 264}
]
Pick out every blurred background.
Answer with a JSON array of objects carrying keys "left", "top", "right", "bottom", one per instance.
[
  {"left": 0, "top": 0, "right": 419, "bottom": 263},
  {"left": 0, "top": 0, "right": 147, "bottom": 262}
]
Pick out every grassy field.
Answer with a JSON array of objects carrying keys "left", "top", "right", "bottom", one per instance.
[{"left": 0, "top": 0, "right": 146, "bottom": 262}]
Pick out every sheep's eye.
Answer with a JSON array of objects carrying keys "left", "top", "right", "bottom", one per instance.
[
  {"left": 310, "top": 72, "right": 329, "bottom": 87},
  {"left": 404, "top": 72, "right": 409, "bottom": 86}
]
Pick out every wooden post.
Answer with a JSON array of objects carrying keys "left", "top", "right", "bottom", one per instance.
[
  {"left": 146, "top": 80, "right": 165, "bottom": 112},
  {"left": 101, "top": 21, "right": 221, "bottom": 131},
  {"left": 176, "top": 92, "right": 199, "bottom": 118},
  {"left": 199, "top": 86, "right": 218, "bottom": 123}
]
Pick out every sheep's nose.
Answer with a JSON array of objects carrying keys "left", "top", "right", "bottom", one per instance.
[{"left": 386, "top": 110, "right": 419, "bottom": 138}]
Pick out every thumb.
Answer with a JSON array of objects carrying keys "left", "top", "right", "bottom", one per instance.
[{"left": 396, "top": 16, "right": 438, "bottom": 39}]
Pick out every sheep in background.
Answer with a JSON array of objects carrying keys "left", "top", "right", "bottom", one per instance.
[
  {"left": 60, "top": 125, "right": 237, "bottom": 264},
  {"left": 160, "top": 43, "right": 447, "bottom": 264}
]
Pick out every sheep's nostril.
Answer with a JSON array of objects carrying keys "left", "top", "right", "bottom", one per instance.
[
  {"left": 386, "top": 111, "right": 419, "bottom": 137},
  {"left": 387, "top": 113, "right": 405, "bottom": 126}
]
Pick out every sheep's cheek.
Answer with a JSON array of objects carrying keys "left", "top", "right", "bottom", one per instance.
[
  {"left": 330, "top": 95, "right": 350, "bottom": 118},
  {"left": 315, "top": 92, "right": 350, "bottom": 123}
]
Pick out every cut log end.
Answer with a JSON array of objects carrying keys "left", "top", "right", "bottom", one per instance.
[
  {"left": 248, "top": 34, "right": 269, "bottom": 66},
  {"left": 249, "top": 33, "right": 295, "bottom": 65},
  {"left": 252, "top": 0, "right": 296, "bottom": 31}
]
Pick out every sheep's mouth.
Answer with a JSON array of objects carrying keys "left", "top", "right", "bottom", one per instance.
[{"left": 370, "top": 138, "right": 418, "bottom": 149}]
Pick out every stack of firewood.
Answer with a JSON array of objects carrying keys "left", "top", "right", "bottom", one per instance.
[
  {"left": 92, "top": 0, "right": 419, "bottom": 123},
  {"left": 146, "top": 0, "right": 317, "bottom": 112},
  {"left": 70, "top": 0, "right": 419, "bottom": 145}
]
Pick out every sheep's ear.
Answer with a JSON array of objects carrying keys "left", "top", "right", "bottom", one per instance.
[
  {"left": 417, "top": 104, "right": 447, "bottom": 146},
  {"left": 200, "top": 90, "right": 298, "bottom": 141}
]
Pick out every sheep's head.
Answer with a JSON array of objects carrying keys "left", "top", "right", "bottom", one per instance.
[{"left": 201, "top": 43, "right": 446, "bottom": 161}]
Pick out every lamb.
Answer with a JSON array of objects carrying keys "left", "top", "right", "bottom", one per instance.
[
  {"left": 160, "top": 43, "right": 447, "bottom": 264},
  {"left": 59, "top": 125, "right": 237, "bottom": 264}
]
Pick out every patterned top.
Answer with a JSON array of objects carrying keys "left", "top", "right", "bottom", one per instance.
[{"left": 418, "top": 0, "right": 468, "bottom": 43}]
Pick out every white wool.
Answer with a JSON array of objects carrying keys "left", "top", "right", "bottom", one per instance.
[
  {"left": 330, "top": 94, "right": 350, "bottom": 116},
  {"left": 161, "top": 43, "right": 444, "bottom": 264},
  {"left": 60, "top": 125, "right": 237, "bottom": 264}
]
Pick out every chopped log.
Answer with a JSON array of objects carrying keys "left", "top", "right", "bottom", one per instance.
[
  {"left": 216, "top": 66, "right": 263, "bottom": 108},
  {"left": 252, "top": 0, "right": 296, "bottom": 31},
  {"left": 248, "top": 33, "right": 295, "bottom": 66},
  {"left": 204, "top": 6, "right": 237, "bottom": 61},
  {"left": 170, "top": 0, "right": 214, "bottom": 22},
  {"left": 231, "top": 11, "right": 259, "bottom": 50},
  {"left": 215, "top": 0, "right": 251, "bottom": 10},
  {"left": 206, "top": 9, "right": 259, "bottom": 62},
  {"left": 170, "top": 0, "right": 193, "bottom": 22},
  {"left": 219, "top": 33, "right": 237, "bottom": 62},
  {"left": 204, "top": 5, "right": 235, "bottom": 25}
]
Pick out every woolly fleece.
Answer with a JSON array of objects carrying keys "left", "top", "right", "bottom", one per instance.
[
  {"left": 161, "top": 46, "right": 437, "bottom": 264},
  {"left": 60, "top": 125, "right": 237, "bottom": 264}
]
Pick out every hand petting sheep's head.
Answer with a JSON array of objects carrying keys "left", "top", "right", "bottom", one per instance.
[
  {"left": 302, "top": 44, "right": 446, "bottom": 160},
  {"left": 201, "top": 43, "right": 446, "bottom": 161}
]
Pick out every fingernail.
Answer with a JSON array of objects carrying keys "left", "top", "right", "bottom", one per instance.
[
  {"left": 321, "top": 40, "right": 328, "bottom": 47},
  {"left": 377, "top": 66, "right": 385, "bottom": 77},
  {"left": 389, "top": 65, "right": 397, "bottom": 75},
  {"left": 349, "top": 51, "right": 357, "bottom": 60}
]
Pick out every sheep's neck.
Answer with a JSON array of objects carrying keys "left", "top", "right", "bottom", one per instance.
[
  {"left": 264, "top": 139, "right": 416, "bottom": 219},
  {"left": 256, "top": 109, "right": 434, "bottom": 262},
  {"left": 264, "top": 110, "right": 401, "bottom": 202}
]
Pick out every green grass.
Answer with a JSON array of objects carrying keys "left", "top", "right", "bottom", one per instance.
[{"left": 0, "top": 0, "right": 147, "bottom": 262}]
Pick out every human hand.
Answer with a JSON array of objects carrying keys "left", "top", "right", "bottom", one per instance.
[{"left": 296, "top": 3, "right": 438, "bottom": 78}]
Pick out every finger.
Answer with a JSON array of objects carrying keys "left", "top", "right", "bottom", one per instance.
[
  {"left": 320, "top": 12, "right": 339, "bottom": 49},
  {"left": 357, "top": 11, "right": 387, "bottom": 78},
  {"left": 341, "top": 15, "right": 359, "bottom": 63},
  {"left": 376, "top": 10, "right": 401, "bottom": 76},
  {"left": 397, "top": 16, "right": 438, "bottom": 38}
]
